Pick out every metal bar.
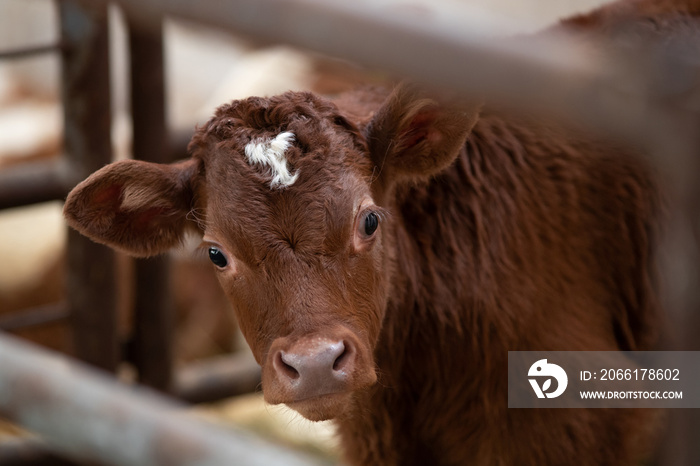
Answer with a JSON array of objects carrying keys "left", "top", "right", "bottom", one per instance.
[
  {"left": 60, "top": 0, "right": 119, "bottom": 372},
  {"left": 0, "top": 303, "right": 70, "bottom": 332},
  {"left": 130, "top": 256, "right": 175, "bottom": 390},
  {"left": 0, "top": 438, "right": 85, "bottom": 466},
  {"left": 127, "top": 18, "right": 175, "bottom": 392},
  {"left": 0, "top": 159, "right": 73, "bottom": 210},
  {"left": 0, "top": 44, "right": 62, "bottom": 60},
  {"left": 0, "top": 332, "right": 323, "bottom": 466},
  {"left": 0, "top": 126, "right": 189, "bottom": 209},
  {"left": 108, "top": 0, "right": 700, "bottom": 186},
  {"left": 175, "top": 353, "right": 262, "bottom": 404}
]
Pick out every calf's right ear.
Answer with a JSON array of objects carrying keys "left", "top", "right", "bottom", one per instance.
[{"left": 63, "top": 158, "right": 199, "bottom": 257}]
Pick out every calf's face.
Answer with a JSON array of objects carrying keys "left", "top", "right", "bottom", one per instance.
[
  {"left": 195, "top": 104, "right": 387, "bottom": 420},
  {"left": 63, "top": 86, "right": 479, "bottom": 420}
]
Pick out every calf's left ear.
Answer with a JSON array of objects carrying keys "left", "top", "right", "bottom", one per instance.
[
  {"left": 63, "top": 158, "right": 199, "bottom": 257},
  {"left": 365, "top": 83, "right": 480, "bottom": 186}
]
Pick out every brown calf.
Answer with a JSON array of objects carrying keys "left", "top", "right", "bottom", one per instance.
[{"left": 62, "top": 0, "right": 694, "bottom": 463}]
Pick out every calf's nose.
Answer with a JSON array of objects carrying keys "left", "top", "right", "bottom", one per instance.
[{"left": 271, "top": 337, "right": 356, "bottom": 401}]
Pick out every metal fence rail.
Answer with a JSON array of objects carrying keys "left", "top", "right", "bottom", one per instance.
[
  {"left": 0, "top": 332, "right": 321, "bottom": 466},
  {"left": 0, "top": 44, "right": 62, "bottom": 60},
  {"left": 108, "top": 0, "right": 700, "bottom": 178}
]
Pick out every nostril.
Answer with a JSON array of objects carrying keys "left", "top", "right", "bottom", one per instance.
[
  {"left": 276, "top": 351, "right": 300, "bottom": 380},
  {"left": 333, "top": 340, "right": 354, "bottom": 372}
]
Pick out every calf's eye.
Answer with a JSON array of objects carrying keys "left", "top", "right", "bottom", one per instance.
[
  {"left": 364, "top": 212, "right": 379, "bottom": 236},
  {"left": 208, "top": 247, "right": 228, "bottom": 268}
]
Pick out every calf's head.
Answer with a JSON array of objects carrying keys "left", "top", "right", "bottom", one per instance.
[{"left": 63, "top": 85, "right": 479, "bottom": 421}]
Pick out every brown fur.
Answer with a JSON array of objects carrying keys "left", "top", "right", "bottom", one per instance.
[{"left": 60, "top": 0, "right": 694, "bottom": 463}]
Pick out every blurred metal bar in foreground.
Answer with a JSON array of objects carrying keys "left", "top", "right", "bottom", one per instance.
[
  {"left": 110, "top": 0, "right": 699, "bottom": 185},
  {"left": 0, "top": 332, "right": 323, "bottom": 466}
]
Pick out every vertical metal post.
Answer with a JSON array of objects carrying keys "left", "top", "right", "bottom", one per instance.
[
  {"left": 60, "top": 0, "right": 119, "bottom": 372},
  {"left": 128, "top": 18, "right": 175, "bottom": 391}
]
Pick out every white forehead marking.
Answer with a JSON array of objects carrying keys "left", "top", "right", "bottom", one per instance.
[{"left": 244, "top": 131, "right": 299, "bottom": 189}]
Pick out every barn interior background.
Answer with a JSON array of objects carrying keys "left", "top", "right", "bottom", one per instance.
[{"left": 0, "top": 0, "right": 698, "bottom": 464}]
